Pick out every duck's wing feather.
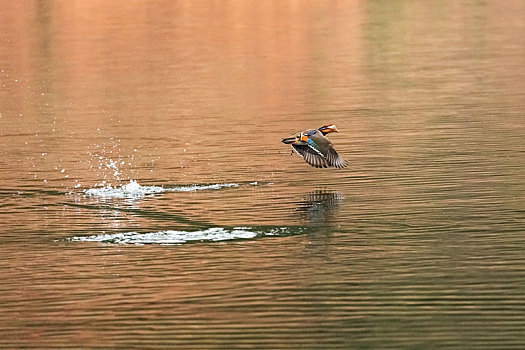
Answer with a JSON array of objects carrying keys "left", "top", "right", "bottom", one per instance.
[
  {"left": 325, "top": 146, "right": 348, "bottom": 169},
  {"left": 292, "top": 144, "right": 328, "bottom": 168},
  {"left": 307, "top": 134, "right": 348, "bottom": 169}
]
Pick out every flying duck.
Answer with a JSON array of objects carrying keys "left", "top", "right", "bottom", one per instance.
[{"left": 282, "top": 124, "right": 348, "bottom": 169}]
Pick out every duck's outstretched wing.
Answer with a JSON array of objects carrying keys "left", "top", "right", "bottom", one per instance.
[
  {"left": 292, "top": 144, "right": 329, "bottom": 168},
  {"left": 303, "top": 135, "right": 348, "bottom": 169},
  {"left": 325, "top": 145, "right": 348, "bottom": 169}
]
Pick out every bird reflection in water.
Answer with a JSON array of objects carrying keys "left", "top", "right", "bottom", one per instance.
[
  {"left": 295, "top": 191, "right": 345, "bottom": 256},
  {"left": 296, "top": 190, "right": 345, "bottom": 225}
]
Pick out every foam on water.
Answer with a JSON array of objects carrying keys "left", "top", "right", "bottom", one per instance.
[
  {"left": 83, "top": 180, "right": 165, "bottom": 198},
  {"left": 83, "top": 180, "right": 240, "bottom": 198},
  {"left": 169, "top": 183, "right": 239, "bottom": 192},
  {"left": 70, "top": 227, "right": 289, "bottom": 245}
]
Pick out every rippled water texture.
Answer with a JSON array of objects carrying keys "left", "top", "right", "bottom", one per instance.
[{"left": 1, "top": 1, "right": 525, "bottom": 349}]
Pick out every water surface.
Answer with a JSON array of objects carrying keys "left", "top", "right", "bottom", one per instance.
[{"left": 1, "top": 1, "right": 525, "bottom": 349}]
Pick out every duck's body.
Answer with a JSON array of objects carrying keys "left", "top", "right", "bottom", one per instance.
[{"left": 282, "top": 124, "right": 348, "bottom": 169}]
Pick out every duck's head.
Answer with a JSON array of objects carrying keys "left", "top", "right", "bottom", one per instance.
[{"left": 318, "top": 124, "right": 339, "bottom": 135}]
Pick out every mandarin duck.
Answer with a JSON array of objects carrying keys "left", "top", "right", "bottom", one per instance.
[{"left": 282, "top": 124, "right": 348, "bottom": 169}]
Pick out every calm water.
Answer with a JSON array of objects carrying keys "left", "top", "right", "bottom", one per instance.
[{"left": 1, "top": 1, "right": 525, "bottom": 349}]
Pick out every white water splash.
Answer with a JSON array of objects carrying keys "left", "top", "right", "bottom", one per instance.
[
  {"left": 169, "top": 183, "right": 239, "bottom": 192},
  {"left": 69, "top": 226, "right": 304, "bottom": 245},
  {"left": 83, "top": 180, "right": 165, "bottom": 198},
  {"left": 83, "top": 180, "right": 240, "bottom": 198},
  {"left": 70, "top": 227, "right": 260, "bottom": 245}
]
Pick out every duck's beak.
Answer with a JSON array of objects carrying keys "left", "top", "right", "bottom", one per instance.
[
  {"left": 334, "top": 126, "right": 340, "bottom": 133},
  {"left": 282, "top": 136, "right": 298, "bottom": 144}
]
